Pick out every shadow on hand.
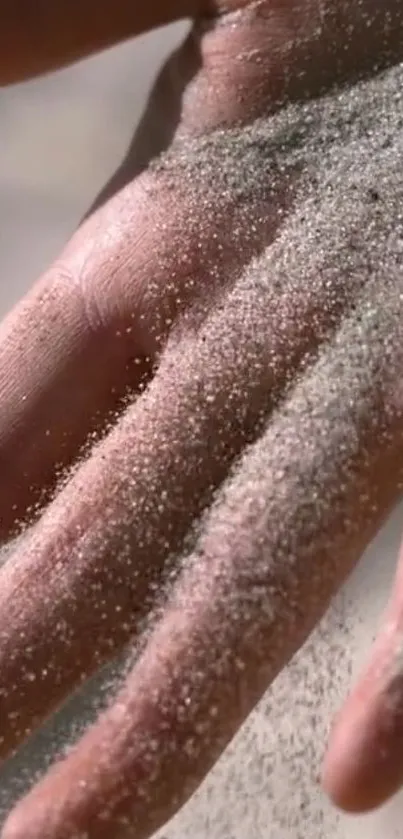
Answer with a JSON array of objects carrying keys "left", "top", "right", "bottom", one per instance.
[{"left": 87, "top": 25, "right": 201, "bottom": 215}]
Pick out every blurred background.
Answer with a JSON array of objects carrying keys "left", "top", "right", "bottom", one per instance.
[{"left": 0, "top": 21, "right": 403, "bottom": 838}]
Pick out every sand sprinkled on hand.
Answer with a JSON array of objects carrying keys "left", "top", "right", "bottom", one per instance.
[
  {"left": 148, "top": 62, "right": 403, "bottom": 838},
  {"left": 3, "top": 57, "right": 403, "bottom": 839}
]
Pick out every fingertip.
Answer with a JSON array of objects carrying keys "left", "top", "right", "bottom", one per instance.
[
  {"left": 322, "top": 660, "right": 403, "bottom": 813},
  {"left": 321, "top": 707, "right": 380, "bottom": 813},
  {"left": 1, "top": 807, "right": 31, "bottom": 839}
]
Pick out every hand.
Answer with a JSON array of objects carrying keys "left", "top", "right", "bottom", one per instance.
[{"left": 1, "top": 2, "right": 403, "bottom": 837}]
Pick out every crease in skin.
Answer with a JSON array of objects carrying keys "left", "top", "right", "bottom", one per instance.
[{"left": 4, "top": 56, "right": 403, "bottom": 839}]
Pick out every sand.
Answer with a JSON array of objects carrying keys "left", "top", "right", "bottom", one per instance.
[
  {"left": 150, "top": 61, "right": 403, "bottom": 837},
  {"left": 3, "top": 47, "right": 403, "bottom": 839}
]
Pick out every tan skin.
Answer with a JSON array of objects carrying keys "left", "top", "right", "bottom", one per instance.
[{"left": 1, "top": 0, "right": 403, "bottom": 836}]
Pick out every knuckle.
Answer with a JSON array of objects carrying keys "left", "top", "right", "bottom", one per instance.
[{"left": 52, "top": 260, "right": 108, "bottom": 335}]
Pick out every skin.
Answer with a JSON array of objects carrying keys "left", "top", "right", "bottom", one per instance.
[{"left": 1, "top": 0, "right": 403, "bottom": 835}]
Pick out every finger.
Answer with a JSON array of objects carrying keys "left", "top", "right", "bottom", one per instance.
[
  {"left": 4, "top": 275, "right": 403, "bottom": 839},
  {"left": 0, "top": 196, "right": 359, "bottom": 763},
  {"left": 0, "top": 0, "right": 203, "bottom": 84},
  {"left": 0, "top": 181, "right": 161, "bottom": 540},
  {"left": 323, "top": 540, "right": 403, "bottom": 812},
  {"left": 0, "top": 119, "right": 290, "bottom": 541}
]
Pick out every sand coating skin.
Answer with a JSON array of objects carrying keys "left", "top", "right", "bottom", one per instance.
[{"left": 3, "top": 60, "right": 403, "bottom": 839}]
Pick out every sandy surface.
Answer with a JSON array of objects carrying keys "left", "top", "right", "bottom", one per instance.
[{"left": 0, "top": 22, "right": 403, "bottom": 838}]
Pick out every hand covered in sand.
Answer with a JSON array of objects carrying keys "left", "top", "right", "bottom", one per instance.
[{"left": 2, "top": 1, "right": 403, "bottom": 836}]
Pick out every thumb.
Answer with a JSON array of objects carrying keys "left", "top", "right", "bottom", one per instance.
[
  {"left": 0, "top": 0, "right": 202, "bottom": 85},
  {"left": 322, "top": 536, "right": 403, "bottom": 812}
]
